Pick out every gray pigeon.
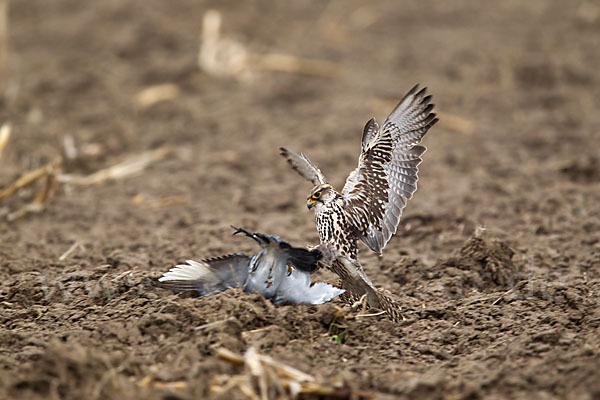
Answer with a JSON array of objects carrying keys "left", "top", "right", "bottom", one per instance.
[{"left": 158, "top": 226, "right": 344, "bottom": 305}]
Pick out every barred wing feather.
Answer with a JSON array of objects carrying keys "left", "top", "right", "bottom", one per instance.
[
  {"left": 342, "top": 85, "right": 438, "bottom": 253},
  {"left": 279, "top": 147, "right": 327, "bottom": 186}
]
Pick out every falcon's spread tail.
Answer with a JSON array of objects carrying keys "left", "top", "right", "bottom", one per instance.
[
  {"left": 158, "top": 254, "right": 250, "bottom": 295},
  {"left": 328, "top": 256, "right": 402, "bottom": 322}
]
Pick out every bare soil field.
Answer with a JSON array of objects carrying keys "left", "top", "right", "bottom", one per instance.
[{"left": 1, "top": 1, "right": 599, "bottom": 399}]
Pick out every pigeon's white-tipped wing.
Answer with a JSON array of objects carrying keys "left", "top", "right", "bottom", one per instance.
[
  {"left": 302, "top": 282, "right": 346, "bottom": 305},
  {"left": 280, "top": 147, "right": 327, "bottom": 186},
  {"left": 342, "top": 85, "right": 438, "bottom": 254},
  {"left": 158, "top": 253, "right": 250, "bottom": 295},
  {"left": 273, "top": 269, "right": 344, "bottom": 305}
]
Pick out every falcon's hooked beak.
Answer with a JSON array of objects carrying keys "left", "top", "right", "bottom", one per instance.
[{"left": 306, "top": 198, "right": 316, "bottom": 209}]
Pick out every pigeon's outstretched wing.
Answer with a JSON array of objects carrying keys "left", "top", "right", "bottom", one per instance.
[
  {"left": 342, "top": 85, "right": 438, "bottom": 254},
  {"left": 158, "top": 253, "right": 250, "bottom": 295},
  {"left": 279, "top": 147, "right": 327, "bottom": 186},
  {"left": 232, "top": 225, "right": 322, "bottom": 273}
]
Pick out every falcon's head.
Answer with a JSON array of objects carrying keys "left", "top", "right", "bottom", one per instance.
[{"left": 306, "top": 183, "right": 335, "bottom": 210}]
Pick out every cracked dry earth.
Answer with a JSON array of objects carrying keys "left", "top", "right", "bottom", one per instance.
[{"left": 1, "top": 0, "right": 599, "bottom": 399}]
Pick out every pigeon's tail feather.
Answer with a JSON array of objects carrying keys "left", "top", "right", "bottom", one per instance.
[{"left": 158, "top": 253, "right": 250, "bottom": 296}]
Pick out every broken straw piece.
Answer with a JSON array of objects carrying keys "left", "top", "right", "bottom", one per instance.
[
  {"left": 0, "top": 123, "right": 10, "bottom": 157},
  {"left": 58, "top": 147, "right": 172, "bottom": 185},
  {"left": 135, "top": 83, "right": 180, "bottom": 108}
]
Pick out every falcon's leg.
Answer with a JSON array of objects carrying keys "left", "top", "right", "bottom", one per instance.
[
  {"left": 350, "top": 293, "right": 369, "bottom": 315},
  {"left": 350, "top": 293, "right": 366, "bottom": 310}
]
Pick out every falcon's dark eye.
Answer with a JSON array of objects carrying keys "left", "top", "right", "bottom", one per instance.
[{"left": 312, "top": 191, "right": 322, "bottom": 199}]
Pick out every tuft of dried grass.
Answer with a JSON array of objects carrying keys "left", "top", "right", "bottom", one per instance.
[
  {"left": 1, "top": 144, "right": 175, "bottom": 221},
  {"left": 0, "top": 157, "right": 61, "bottom": 221},
  {"left": 0, "top": 158, "right": 61, "bottom": 201},
  {"left": 212, "top": 347, "right": 375, "bottom": 399},
  {"left": 198, "top": 9, "right": 341, "bottom": 81}
]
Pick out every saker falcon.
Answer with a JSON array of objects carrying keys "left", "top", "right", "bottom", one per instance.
[{"left": 280, "top": 85, "right": 438, "bottom": 312}]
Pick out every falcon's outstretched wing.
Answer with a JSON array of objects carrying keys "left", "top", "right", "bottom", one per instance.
[
  {"left": 342, "top": 85, "right": 438, "bottom": 254},
  {"left": 158, "top": 254, "right": 250, "bottom": 295},
  {"left": 279, "top": 147, "right": 327, "bottom": 186}
]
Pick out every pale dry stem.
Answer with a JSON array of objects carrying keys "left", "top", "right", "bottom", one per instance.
[
  {"left": 199, "top": 9, "right": 341, "bottom": 80},
  {"left": 59, "top": 147, "right": 173, "bottom": 185},
  {"left": 0, "top": 123, "right": 10, "bottom": 157}
]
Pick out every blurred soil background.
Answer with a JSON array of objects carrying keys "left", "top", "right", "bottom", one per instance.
[{"left": 0, "top": 0, "right": 599, "bottom": 399}]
